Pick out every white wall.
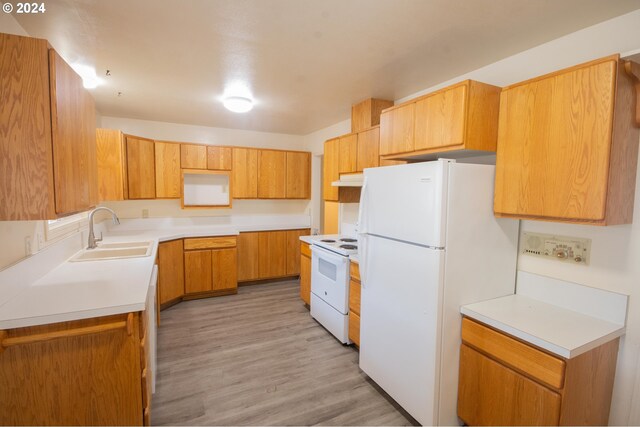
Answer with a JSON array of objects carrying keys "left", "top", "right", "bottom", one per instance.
[{"left": 305, "top": 9, "right": 640, "bottom": 425}]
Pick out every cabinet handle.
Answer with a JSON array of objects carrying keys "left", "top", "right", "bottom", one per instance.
[{"left": 0, "top": 313, "right": 134, "bottom": 351}]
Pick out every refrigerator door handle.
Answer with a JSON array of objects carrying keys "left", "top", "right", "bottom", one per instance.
[
  {"left": 359, "top": 233, "right": 368, "bottom": 288},
  {"left": 357, "top": 177, "right": 368, "bottom": 287},
  {"left": 357, "top": 178, "right": 368, "bottom": 235}
]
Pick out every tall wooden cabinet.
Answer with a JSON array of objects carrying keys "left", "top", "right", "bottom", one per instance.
[
  {"left": 323, "top": 138, "right": 340, "bottom": 201},
  {"left": 0, "top": 33, "right": 98, "bottom": 220},
  {"left": 96, "top": 129, "right": 126, "bottom": 201},
  {"left": 494, "top": 55, "right": 640, "bottom": 225}
]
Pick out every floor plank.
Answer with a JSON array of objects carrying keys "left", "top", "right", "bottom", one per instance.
[{"left": 153, "top": 281, "right": 415, "bottom": 426}]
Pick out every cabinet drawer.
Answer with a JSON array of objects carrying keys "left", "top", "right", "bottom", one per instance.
[
  {"left": 300, "top": 242, "right": 311, "bottom": 258},
  {"left": 349, "top": 311, "right": 360, "bottom": 347},
  {"left": 462, "top": 318, "right": 565, "bottom": 389},
  {"left": 349, "top": 280, "right": 361, "bottom": 315},
  {"left": 349, "top": 262, "right": 360, "bottom": 281},
  {"left": 184, "top": 236, "right": 237, "bottom": 250}
]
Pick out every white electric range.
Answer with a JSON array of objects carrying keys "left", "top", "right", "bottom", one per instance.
[{"left": 307, "top": 234, "right": 358, "bottom": 344}]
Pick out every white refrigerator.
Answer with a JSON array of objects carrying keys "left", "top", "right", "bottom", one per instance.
[{"left": 357, "top": 159, "right": 519, "bottom": 426}]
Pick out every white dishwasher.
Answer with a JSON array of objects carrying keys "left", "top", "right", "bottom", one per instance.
[{"left": 145, "top": 265, "right": 158, "bottom": 393}]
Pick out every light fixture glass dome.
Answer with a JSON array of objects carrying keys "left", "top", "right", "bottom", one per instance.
[{"left": 223, "top": 96, "right": 254, "bottom": 113}]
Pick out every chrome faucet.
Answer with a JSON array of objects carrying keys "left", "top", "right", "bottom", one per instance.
[{"left": 87, "top": 207, "right": 120, "bottom": 249}]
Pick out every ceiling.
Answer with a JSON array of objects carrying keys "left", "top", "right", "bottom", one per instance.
[{"left": 13, "top": 0, "right": 640, "bottom": 135}]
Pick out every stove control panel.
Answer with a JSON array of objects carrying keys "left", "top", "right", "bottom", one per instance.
[{"left": 521, "top": 232, "right": 591, "bottom": 265}]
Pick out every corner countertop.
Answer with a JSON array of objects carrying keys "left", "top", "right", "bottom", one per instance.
[
  {"left": 461, "top": 294, "right": 626, "bottom": 359},
  {"left": 0, "top": 221, "right": 310, "bottom": 330}
]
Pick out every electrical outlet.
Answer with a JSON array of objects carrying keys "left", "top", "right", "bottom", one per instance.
[
  {"left": 521, "top": 232, "right": 591, "bottom": 265},
  {"left": 142, "top": 209, "right": 149, "bottom": 218}
]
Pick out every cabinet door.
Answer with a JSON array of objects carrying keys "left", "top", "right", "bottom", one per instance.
[
  {"left": 49, "top": 49, "right": 98, "bottom": 214},
  {"left": 300, "top": 254, "right": 311, "bottom": 305},
  {"left": 158, "top": 240, "right": 184, "bottom": 304},
  {"left": 154, "top": 141, "right": 181, "bottom": 198},
  {"left": 184, "top": 250, "right": 212, "bottom": 294},
  {"left": 285, "top": 152, "right": 311, "bottom": 199},
  {"left": 126, "top": 136, "right": 156, "bottom": 199},
  {"left": 379, "top": 103, "right": 414, "bottom": 155},
  {"left": 258, "top": 231, "right": 287, "bottom": 278},
  {"left": 357, "top": 127, "right": 380, "bottom": 171},
  {"left": 180, "top": 144, "right": 207, "bottom": 169},
  {"left": 207, "top": 146, "right": 232, "bottom": 170},
  {"left": 338, "top": 134, "right": 358, "bottom": 173},
  {"left": 211, "top": 248, "right": 237, "bottom": 291},
  {"left": 323, "top": 138, "right": 340, "bottom": 201},
  {"left": 96, "top": 129, "right": 125, "bottom": 201},
  {"left": 348, "top": 311, "right": 360, "bottom": 347},
  {"left": 237, "top": 232, "right": 260, "bottom": 281},
  {"left": 323, "top": 201, "right": 339, "bottom": 234},
  {"left": 285, "top": 229, "right": 310, "bottom": 275},
  {"left": 232, "top": 147, "right": 258, "bottom": 198},
  {"left": 494, "top": 59, "right": 616, "bottom": 221},
  {"left": 258, "top": 150, "right": 286, "bottom": 198},
  {"left": 458, "top": 344, "right": 561, "bottom": 426},
  {"left": 414, "top": 84, "right": 466, "bottom": 151}
]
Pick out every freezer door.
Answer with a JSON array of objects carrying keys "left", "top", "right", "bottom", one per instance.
[
  {"left": 359, "top": 234, "right": 445, "bottom": 426},
  {"left": 360, "top": 161, "right": 448, "bottom": 248}
]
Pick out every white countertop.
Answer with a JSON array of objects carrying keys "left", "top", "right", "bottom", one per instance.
[
  {"left": 461, "top": 273, "right": 628, "bottom": 359},
  {"left": 0, "top": 220, "right": 310, "bottom": 330}
]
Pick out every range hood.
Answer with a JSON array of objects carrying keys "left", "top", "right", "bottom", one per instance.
[{"left": 332, "top": 173, "right": 363, "bottom": 187}]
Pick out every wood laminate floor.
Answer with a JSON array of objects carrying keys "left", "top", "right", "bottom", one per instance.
[{"left": 153, "top": 280, "right": 415, "bottom": 426}]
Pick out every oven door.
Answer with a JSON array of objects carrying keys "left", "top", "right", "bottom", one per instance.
[{"left": 311, "top": 245, "right": 350, "bottom": 314}]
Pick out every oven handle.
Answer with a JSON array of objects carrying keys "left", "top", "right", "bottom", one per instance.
[{"left": 311, "top": 245, "right": 349, "bottom": 264}]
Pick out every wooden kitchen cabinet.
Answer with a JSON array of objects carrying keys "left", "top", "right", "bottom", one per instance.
[
  {"left": 96, "top": 128, "right": 126, "bottom": 201},
  {"left": 126, "top": 135, "right": 156, "bottom": 199},
  {"left": 379, "top": 102, "right": 415, "bottom": 156},
  {"left": 207, "top": 146, "right": 232, "bottom": 170},
  {"left": 457, "top": 317, "right": 619, "bottom": 426},
  {"left": 258, "top": 230, "right": 287, "bottom": 278},
  {"left": 323, "top": 138, "right": 340, "bottom": 201},
  {"left": 285, "top": 229, "right": 311, "bottom": 275},
  {"left": 238, "top": 230, "right": 304, "bottom": 282},
  {"left": 285, "top": 151, "right": 311, "bottom": 199},
  {"left": 348, "top": 262, "right": 361, "bottom": 347},
  {"left": 237, "top": 231, "right": 260, "bottom": 281},
  {"left": 232, "top": 147, "right": 259, "bottom": 198},
  {"left": 184, "top": 236, "right": 238, "bottom": 296},
  {"left": 494, "top": 55, "right": 640, "bottom": 225},
  {"left": 351, "top": 98, "right": 394, "bottom": 133},
  {"left": 339, "top": 133, "right": 358, "bottom": 173},
  {"left": 180, "top": 143, "right": 207, "bottom": 169},
  {"left": 357, "top": 126, "right": 380, "bottom": 171},
  {"left": 0, "top": 312, "right": 146, "bottom": 425},
  {"left": 154, "top": 141, "right": 181, "bottom": 198},
  {"left": 299, "top": 242, "right": 311, "bottom": 305},
  {"left": 158, "top": 239, "right": 185, "bottom": 305},
  {"left": 258, "top": 150, "right": 287, "bottom": 199},
  {"left": 0, "top": 34, "right": 98, "bottom": 219}
]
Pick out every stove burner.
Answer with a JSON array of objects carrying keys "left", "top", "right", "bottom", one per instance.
[
  {"left": 340, "top": 238, "right": 357, "bottom": 243},
  {"left": 321, "top": 239, "right": 336, "bottom": 243},
  {"left": 339, "top": 244, "right": 358, "bottom": 250}
]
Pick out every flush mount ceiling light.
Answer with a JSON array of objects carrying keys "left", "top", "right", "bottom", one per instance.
[{"left": 223, "top": 96, "right": 254, "bottom": 113}]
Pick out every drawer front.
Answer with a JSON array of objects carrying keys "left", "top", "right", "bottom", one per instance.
[
  {"left": 349, "top": 262, "right": 360, "bottom": 281},
  {"left": 349, "top": 280, "right": 361, "bottom": 315},
  {"left": 184, "top": 236, "right": 237, "bottom": 250},
  {"left": 349, "top": 311, "right": 360, "bottom": 347},
  {"left": 300, "top": 242, "right": 311, "bottom": 258},
  {"left": 462, "top": 318, "right": 565, "bottom": 389}
]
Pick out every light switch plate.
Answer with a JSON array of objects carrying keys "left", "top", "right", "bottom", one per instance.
[{"left": 521, "top": 232, "right": 591, "bottom": 265}]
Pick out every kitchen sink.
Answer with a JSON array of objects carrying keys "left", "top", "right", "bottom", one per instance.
[{"left": 69, "top": 241, "right": 153, "bottom": 262}]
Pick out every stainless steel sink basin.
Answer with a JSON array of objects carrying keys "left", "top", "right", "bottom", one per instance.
[{"left": 70, "top": 241, "right": 153, "bottom": 262}]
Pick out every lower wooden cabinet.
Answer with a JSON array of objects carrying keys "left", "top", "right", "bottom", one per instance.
[
  {"left": 457, "top": 318, "right": 619, "bottom": 426},
  {"left": 299, "top": 242, "right": 311, "bottom": 305},
  {"left": 258, "top": 231, "right": 287, "bottom": 278},
  {"left": 183, "top": 236, "right": 237, "bottom": 296},
  {"left": 158, "top": 240, "right": 184, "bottom": 305},
  {"left": 0, "top": 312, "right": 147, "bottom": 425},
  {"left": 348, "top": 262, "right": 361, "bottom": 346}
]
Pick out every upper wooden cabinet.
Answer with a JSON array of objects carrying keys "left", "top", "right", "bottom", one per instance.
[
  {"left": 0, "top": 34, "right": 98, "bottom": 219},
  {"left": 207, "top": 146, "right": 232, "bottom": 170},
  {"left": 323, "top": 138, "right": 340, "bottom": 201},
  {"left": 180, "top": 143, "right": 207, "bottom": 169},
  {"left": 154, "top": 141, "right": 181, "bottom": 198},
  {"left": 96, "top": 129, "right": 126, "bottom": 201},
  {"left": 125, "top": 135, "right": 156, "bottom": 199},
  {"left": 351, "top": 98, "right": 394, "bottom": 133},
  {"left": 338, "top": 134, "right": 358, "bottom": 174},
  {"left": 285, "top": 151, "right": 311, "bottom": 199},
  {"left": 379, "top": 80, "right": 500, "bottom": 158},
  {"left": 357, "top": 126, "right": 380, "bottom": 171},
  {"left": 494, "top": 55, "right": 640, "bottom": 225},
  {"left": 232, "top": 147, "right": 258, "bottom": 198},
  {"left": 258, "top": 150, "right": 286, "bottom": 199}
]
